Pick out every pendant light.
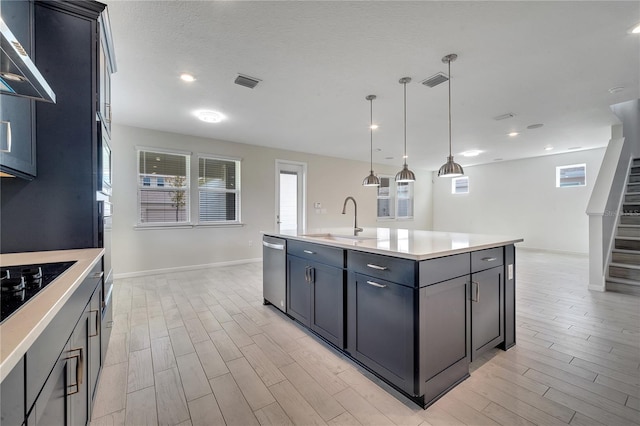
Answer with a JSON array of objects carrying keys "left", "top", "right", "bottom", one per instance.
[
  {"left": 362, "top": 95, "right": 380, "bottom": 187},
  {"left": 395, "top": 77, "right": 416, "bottom": 182},
  {"left": 438, "top": 53, "right": 464, "bottom": 178}
]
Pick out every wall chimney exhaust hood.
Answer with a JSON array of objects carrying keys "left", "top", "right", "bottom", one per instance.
[{"left": 0, "top": 17, "right": 56, "bottom": 103}]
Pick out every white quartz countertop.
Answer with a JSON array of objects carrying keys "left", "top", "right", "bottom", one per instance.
[
  {"left": 0, "top": 248, "right": 104, "bottom": 381},
  {"left": 264, "top": 228, "right": 523, "bottom": 261}
]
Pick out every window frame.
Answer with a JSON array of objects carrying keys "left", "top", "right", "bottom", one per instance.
[
  {"left": 556, "top": 163, "right": 586, "bottom": 188},
  {"left": 376, "top": 175, "right": 414, "bottom": 221},
  {"left": 136, "top": 147, "right": 192, "bottom": 227},
  {"left": 197, "top": 154, "right": 242, "bottom": 225},
  {"left": 451, "top": 176, "right": 469, "bottom": 194}
]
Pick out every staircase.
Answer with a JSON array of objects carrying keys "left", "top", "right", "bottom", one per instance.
[{"left": 607, "top": 159, "right": 640, "bottom": 296}]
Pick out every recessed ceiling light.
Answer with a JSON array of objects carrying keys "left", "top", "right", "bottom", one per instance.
[
  {"left": 461, "top": 150, "right": 483, "bottom": 157},
  {"left": 370, "top": 124, "right": 379, "bottom": 130},
  {"left": 544, "top": 146, "right": 554, "bottom": 151},
  {"left": 608, "top": 86, "right": 624, "bottom": 94},
  {"left": 194, "top": 110, "right": 224, "bottom": 123},
  {"left": 508, "top": 132, "right": 519, "bottom": 137},
  {"left": 527, "top": 123, "right": 544, "bottom": 129},
  {"left": 180, "top": 73, "right": 196, "bottom": 82},
  {"left": 630, "top": 23, "right": 640, "bottom": 34}
]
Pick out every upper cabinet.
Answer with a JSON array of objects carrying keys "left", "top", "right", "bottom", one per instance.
[
  {"left": 0, "top": 0, "right": 37, "bottom": 179},
  {"left": 97, "top": 7, "right": 116, "bottom": 138}
]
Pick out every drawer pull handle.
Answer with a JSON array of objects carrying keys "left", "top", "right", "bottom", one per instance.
[
  {"left": 481, "top": 257, "right": 497, "bottom": 262},
  {"left": 366, "top": 263, "right": 388, "bottom": 271},
  {"left": 303, "top": 250, "right": 315, "bottom": 254},
  {"left": 91, "top": 272, "right": 104, "bottom": 279},
  {"left": 366, "top": 280, "right": 387, "bottom": 288}
]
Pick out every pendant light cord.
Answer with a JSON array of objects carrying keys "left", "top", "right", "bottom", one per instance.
[
  {"left": 448, "top": 59, "right": 452, "bottom": 157},
  {"left": 403, "top": 80, "right": 407, "bottom": 166},
  {"left": 370, "top": 97, "right": 374, "bottom": 172}
]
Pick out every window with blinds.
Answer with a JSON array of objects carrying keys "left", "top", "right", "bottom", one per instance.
[
  {"left": 556, "top": 164, "right": 586, "bottom": 188},
  {"left": 199, "top": 156, "right": 241, "bottom": 223},
  {"left": 138, "top": 150, "right": 190, "bottom": 224},
  {"left": 376, "top": 176, "right": 414, "bottom": 220},
  {"left": 396, "top": 182, "right": 414, "bottom": 219},
  {"left": 452, "top": 176, "right": 469, "bottom": 194}
]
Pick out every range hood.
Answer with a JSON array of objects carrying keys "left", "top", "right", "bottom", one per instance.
[{"left": 0, "top": 17, "right": 55, "bottom": 103}]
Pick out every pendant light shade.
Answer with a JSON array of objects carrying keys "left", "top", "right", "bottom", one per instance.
[
  {"left": 363, "top": 95, "right": 380, "bottom": 187},
  {"left": 438, "top": 53, "right": 464, "bottom": 178},
  {"left": 395, "top": 77, "right": 415, "bottom": 183}
]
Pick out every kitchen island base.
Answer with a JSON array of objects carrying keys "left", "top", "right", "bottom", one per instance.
[{"left": 263, "top": 229, "right": 521, "bottom": 409}]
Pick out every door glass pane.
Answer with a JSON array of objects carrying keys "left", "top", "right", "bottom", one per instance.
[{"left": 279, "top": 172, "right": 298, "bottom": 231}]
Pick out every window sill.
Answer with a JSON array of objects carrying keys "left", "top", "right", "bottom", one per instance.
[
  {"left": 195, "top": 222, "right": 245, "bottom": 228},
  {"left": 135, "top": 224, "right": 194, "bottom": 230}
]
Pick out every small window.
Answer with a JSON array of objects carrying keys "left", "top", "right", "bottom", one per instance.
[
  {"left": 138, "top": 149, "right": 190, "bottom": 224},
  {"left": 377, "top": 177, "right": 395, "bottom": 220},
  {"left": 452, "top": 176, "right": 469, "bottom": 194},
  {"left": 556, "top": 164, "right": 586, "bottom": 188},
  {"left": 198, "top": 156, "right": 241, "bottom": 223},
  {"left": 376, "top": 176, "right": 414, "bottom": 220},
  {"left": 396, "top": 182, "right": 414, "bottom": 219}
]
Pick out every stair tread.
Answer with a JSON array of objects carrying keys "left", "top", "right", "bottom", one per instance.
[
  {"left": 606, "top": 276, "right": 640, "bottom": 286},
  {"left": 610, "top": 262, "right": 640, "bottom": 270},
  {"left": 618, "top": 224, "right": 640, "bottom": 228},
  {"left": 616, "top": 236, "right": 640, "bottom": 241},
  {"left": 612, "top": 248, "right": 640, "bottom": 254}
]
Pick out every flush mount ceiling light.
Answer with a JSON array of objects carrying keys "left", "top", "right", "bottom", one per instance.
[
  {"left": 363, "top": 95, "right": 380, "bottom": 187},
  {"left": 461, "top": 150, "right": 482, "bottom": 157},
  {"left": 544, "top": 146, "right": 554, "bottom": 151},
  {"left": 395, "top": 77, "right": 416, "bottom": 183},
  {"left": 180, "top": 73, "right": 196, "bottom": 82},
  {"left": 508, "top": 132, "right": 520, "bottom": 137},
  {"left": 438, "top": 54, "right": 464, "bottom": 178},
  {"left": 194, "top": 110, "right": 224, "bottom": 123}
]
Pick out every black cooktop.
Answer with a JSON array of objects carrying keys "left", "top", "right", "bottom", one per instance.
[{"left": 1, "top": 261, "right": 76, "bottom": 323}]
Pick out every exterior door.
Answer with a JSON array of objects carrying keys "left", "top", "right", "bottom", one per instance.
[{"left": 276, "top": 160, "right": 306, "bottom": 233}]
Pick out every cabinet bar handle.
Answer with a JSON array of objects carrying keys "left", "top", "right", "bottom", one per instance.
[
  {"left": 366, "top": 263, "right": 388, "bottom": 271},
  {"left": 263, "top": 241, "right": 284, "bottom": 250},
  {"left": 481, "top": 257, "right": 497, "bottom": 262},
  {"left": 366, "top": 280, "right": 387, "bottom": 288},
  {"left": 65, "top": 347, "right": 84, "bottom": 395},
  {"left": 89, "top": 309, "right": 100, "bottom": 337},
  {"left": 91, "top": 272, "right": 104, "bottom": 279},
  {"left": 471, "top": 281, "right": 480, "bottom": 302},
  {"left": 303, "top": 250, "right": 315, "bottom": 254}
]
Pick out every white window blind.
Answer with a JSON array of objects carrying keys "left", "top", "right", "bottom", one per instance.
[
  {"left": 377, "top": 177, "right": 394, "bottom": 219},
  {"left": 376, "top": 176, "right": 414, "bottom": 220},
  {"left": 138, "top": 150, "right": 190, "bottom": 224},
  {"left": 452, "top": 176, "right": 469, "bottom": 194},
  {"left": 556, "top": 164, "right": 586, "bottom": 188},
  {"left": 199, "top": 156, "right": 240, "bottom": 223},
  {"left": 396, "top": 182, "right": 414, "bottom": 219}
]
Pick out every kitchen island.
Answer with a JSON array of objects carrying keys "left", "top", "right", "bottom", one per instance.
[
  {"left": 263, "top": 228, "right": 523, "bottom": 408},
  {"left": 0, "top": 249, "right": 109, "bottom": 425}
]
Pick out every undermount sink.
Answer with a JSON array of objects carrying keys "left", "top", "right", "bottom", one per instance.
[{"left": 302, "top": 233, "right": 377, "bottom": 242}]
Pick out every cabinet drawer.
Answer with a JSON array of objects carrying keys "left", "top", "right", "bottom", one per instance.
[
  {"left": 348, "top": 251, "right": 415, "bottom": 287},
  {"left": 471, "top": 247, "right": 504, "bottom": 273},
  {"left": 419, "top": 253, "right": 470, "bottom": 287},
  {"left": 26, "top": 261, "right": 102, "bottom": 409},
  {"left": 288, "top": 240, "right": 345, "bottom": 267}
]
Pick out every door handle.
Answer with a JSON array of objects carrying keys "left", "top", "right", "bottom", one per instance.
[
  {"left": 366, "top": 280, "right": 387, "bottom": 288},
  {"left": 471, "top": 281, "right": 480, "bottom": 302},
  {"left": 89, "top": 309, "right": 100, "bottom": 337}
]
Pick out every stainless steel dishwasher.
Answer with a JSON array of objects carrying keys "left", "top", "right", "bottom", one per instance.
[{"left": 262, "top": 235, "right": 287, "bottom": 313}]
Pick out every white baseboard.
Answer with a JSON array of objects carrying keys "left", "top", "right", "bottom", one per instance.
[
  {"left": 114, "top": 257, "right": 262, "bottom": 279},
  {"left": 516, "top": 246, "right": 588, "bottom": 257}
]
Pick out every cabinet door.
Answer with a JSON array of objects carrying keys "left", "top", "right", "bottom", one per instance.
[
  {"left": 471, "top": 266, "right": 504, "bottom": 360},
  {"left": 89, "top": 286, "right": 102, "bottom": 405},
  {"left": 347, "top": 273, "right": 414, "bottom": 395},
  {"left": 0, "top": 0, "right": 36, "bottom": 178},
  {"left": 310, "top": 263, "right": 344, "bottom": 348},
  {"left": 68, "top": 313, "right": 89, "bottom": 426},
  {"left": 287, "top": 256, "right": 311, "bottom": 325},
  {"left": 419, "top": 276, "right": 470, "bottom": 404},
  {"left": 32, "top": 341, "right": 70, "bottom": 425},
  {"left": 1, "top": 358, "right": 25, "bottom": 426},
  {"left": 97, "top": 37, "right": 112, "bottom": 137}
]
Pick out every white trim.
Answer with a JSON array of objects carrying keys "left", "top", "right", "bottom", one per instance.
[
  {"left": 197, "top": 152, "right": 242, "bottom": 162},
  {"left": 135, "top": 145, "right": 192, "bottom": 156},
  {"left": 134, "top": 224, "right": 194, "bottom": 230},
  {"left": 113, "top": 258, "right": 262, "bottom": 279}
]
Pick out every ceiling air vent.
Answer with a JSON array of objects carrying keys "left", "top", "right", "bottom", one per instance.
[
  {"left": 234, "top": 74, "right": 261, "bottom": 89},
  {"left": 421, "top": 72, "right": 448, "bottom": 88},
  {"left": 493, "top": 113, "right": 516, "bottom": 121}
]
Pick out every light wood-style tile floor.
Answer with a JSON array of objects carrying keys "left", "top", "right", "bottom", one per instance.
[{"left": 90, "top": 249, "right": 640, "bottom": 426}]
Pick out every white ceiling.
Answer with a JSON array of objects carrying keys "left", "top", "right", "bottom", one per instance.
[{"left": 106, "top": 1, "right": 640, "bottom": 171}]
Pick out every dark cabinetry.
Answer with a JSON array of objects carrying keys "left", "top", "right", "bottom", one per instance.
[
  {"left": 347, "top": 273, "right": 414, "bottom": 394},
  {"left": 0, "top": 0, "right": 36, "bottom": 178},
  {"left": 287, "top": 242, "right": 345, "bottom": 348},
  {"left": 1, "top": 358, "right": 25, "bottom": 426}
]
